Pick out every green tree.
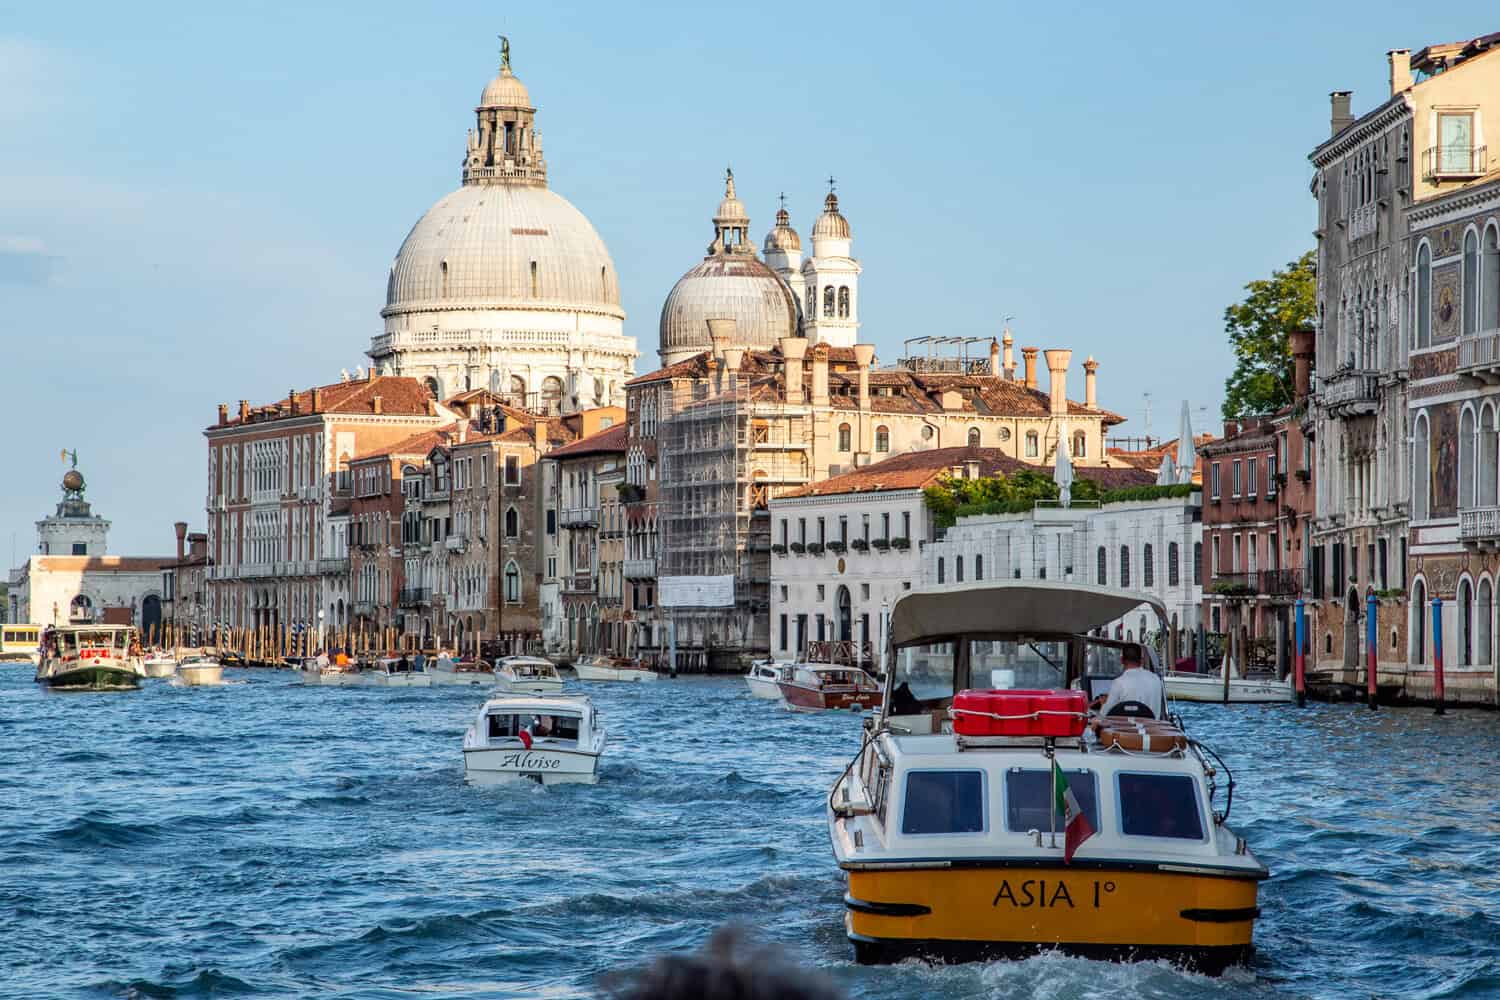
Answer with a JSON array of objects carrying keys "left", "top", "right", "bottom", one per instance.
[{"left": 1221, "top": 250, "right": 1315, "bottom": 419}]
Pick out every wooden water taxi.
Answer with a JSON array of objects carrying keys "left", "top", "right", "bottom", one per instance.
[
  {"left": 827, "top": 581, "right": 1267, "bottom": 973},
  {"left": 572, "top": 654, "right": 659, "bottom": 683},
  {"left": 777, "top": 663, "right": 881, "bottom": 713}
]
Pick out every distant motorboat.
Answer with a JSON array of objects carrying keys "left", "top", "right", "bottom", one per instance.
[
  {"left": 745, "top": 659, "right": 793, "bottom": 699},
  {"left": 295, "top": 656, "right": 355, "bottom": 686},
  {"left": 357, "top": 656, "right": 432, "bottom": 688},
  {"left": 463, "top": 694, "right": 605, "bottom": 785},
  {"left": 1165, "top": 669, "right": 1295, "bottom": 704},
  {"left": 142, "top": 653, "right": 178, "bottom": 678},
  {"left": 428, "top": 656, "right": 496, "bottom": 686},
  {"left": 572, "top": 654, "right": 659, "bottom": 683},
  {"left": 494, "top": 656, "right": 564, "bottom": 694},
  {"left": 776, "top": 663, "right": 881, "bottom": 713},
  {"left": 176, "top": 654, "right": 224, "bottom": 687}
]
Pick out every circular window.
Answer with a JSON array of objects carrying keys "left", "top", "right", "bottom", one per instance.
[
  {"left": 922, "top": 425, "right": 935, "bottom": 440},
  {"left": 998, "top": 427, "right": 1012, "bottom": 442}
]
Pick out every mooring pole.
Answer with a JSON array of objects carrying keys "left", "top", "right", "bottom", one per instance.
[
  {"left": 1365, "top": 591, "right": 1378, "bottom": 711},
  {"left": 1294, "top": 598, "right": 1307, "bottom": 708},
  {"left": 1432, "top": 597, "right": 1445, "bottom": 716}
]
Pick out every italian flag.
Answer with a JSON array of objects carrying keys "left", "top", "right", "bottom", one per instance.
[{"left": 1053, "top": 759, "right": 1095, "bottom": 864}]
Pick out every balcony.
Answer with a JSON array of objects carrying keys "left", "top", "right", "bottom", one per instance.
[
  {"left": 562, "top": 574, "right": 596, "bottom": 595},
  {"left": 444, "top": 534, "right": 467, "bottom": 553},
  {"left": 1209, "top": 570, "right": 1302, "bottom": 599},
  {"left": 1423, "top": 144, "right": 1487, "bottom": 182},
  {"left": 317, "top": 557, "right": 347, "bottom": 575},
  {"left": 1259, "top": 568, "right": 1302, "bottom": 597},
  {"left": 352, "top": 601, "right": 379, "bottom": 619},
  {"left": 560, "top": 507, "right": 599, "bottom": 528},
  {"left": 1458, "top": 328, "right": 1500, "bottom": 381},
  {"left": 398, "top": 587, "right": 430, "bottom": 607},
  {"left": 1321, "top": 369, "right": 1379, "bottom": 417},
  {"left": 1460, "top": 506, "right": 1500, "bottom": 547},
  {"left": 1348, "top": 201, "right": 1377, "bottom": 242},
  {"left": 623, "top": 558, "right": 656, "bottom": 579}
]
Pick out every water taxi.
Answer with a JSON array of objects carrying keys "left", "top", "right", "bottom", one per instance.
[
  {"left": 176, "top": 653, "right": 224, "bottom": 686},
  {"left": 777, "top": 663, "right": 881, "bottom": 712},
  {"left": 0, "top": 624, "right": 42, "bottom": 666},
  {"left": 428, "top": 654, "right": 496, "bottom": 686},
  {"left": 357, "top": 655, "right": 432, "bottom": 687},
  {"left": 462, "top": 694, "right": 606, "bottom": 785},
  {"left": 34, "top": 625, "right": 145, "bottom": 690},
  {"left": 495, "top": 656, "right": 565, "bottom": 694},
  {"left": 745, "top": 658, "right": 793, "bottom": 699},
  {"left": 572, "top": 653, "right": 659, "bottom": 683},
  {"left": 827, "top": 580, "right": 1267, "bottom": 973}
]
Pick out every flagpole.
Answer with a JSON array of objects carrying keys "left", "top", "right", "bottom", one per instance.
[{"left": 1047, "top": 739, "right": 1058, "bottom": 849}]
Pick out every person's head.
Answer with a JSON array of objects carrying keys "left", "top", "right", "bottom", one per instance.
[
  {"left": 604, "top": 926, "right": 844, "bottom": 1000},
  {"left": 1122, "top": 643, "right": 1144, "bottom": 669}
]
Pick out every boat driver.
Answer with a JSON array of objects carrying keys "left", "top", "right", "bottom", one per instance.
[{"left": 1094, "top": 643, "right": 1166, "bottom": 719}]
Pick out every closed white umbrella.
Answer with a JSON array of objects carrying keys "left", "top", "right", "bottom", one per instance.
[
  {"left": 1176, "top": 401, "right": 1197, "bottom": 484},
  {"left": 1054, "top": 422, "right": 1074, "bottom": 508},
  {"left": 1156, "top": 452, "right": 1177, "bottom": 486}
]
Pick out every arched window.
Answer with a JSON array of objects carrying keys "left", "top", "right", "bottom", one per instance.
[
  {"left": 1143, "top": 543, "right": 1155, "bottom": 588},
  {"left": 1411, "top": 578, "right": 1427, "bottom": 664},
  {"left": 975, "top": 554, "right": 983, "bottom": 580},
  {"left": 424, "top": 376, "right": 442, "bottom": 400},
  {"left": 937, "top": 557, "right": 945, "bottom": 584},
  {"left": 541, "top": 376, "right": 564, "bottom": 412},
  {"left": 836, "top": 585, "right": 852, "bottom": 642},
  {"left": 1460, "top": 407, "right": 1476, "bottom": 510},
  {"left": 956, "top": 556, "right": 965, "bottom": 583},
  {"left": 838, "top": 423, "right": 852, "bottom": 451},
  {"left": 1168, "top": 541, "right": 1180, "bottom": 587},
  {"left": 875, "top": 426, "right": 890, "bottom": 452},
  {"left": 489, "top": 370, "right": 501, "bottom": 393},
  {"left": 1464, "top": 229, "right": 1480, "bottom": 336},
  {"left": 1480, "top": 579, "right": 1494, "bottom": 666},
  {"left": 823, "top": 286, "right": 835, "bottom": 318},
  {"left": 504, "top": 561, "right": 521, "bottom": 603},
  {"left": 1073, "top": 431, "right": 1086, "bottom": 458},
  {"left": 1416, "top": 244, "right": 1432, "bottom": 348},
  {"left": 1460, "top": 579, "right": 1474, "bottom": 666},
  {"left": 1412, "top": 412, "right": 1430, "bottom": 521},
  {"left": 1025, "top": 431, "right": 1039, "bottom": 458},
  {"left": 1096, "top": 546, "right": 1107, "bottom": 585},
  {"left": 440, "top": 259, "right": 450, "bottom": 298},
  {"left": 505, "top": 507, "right": 519, "bottom": 538},
  {"left": 1484, "top": 226, "right": 1500, "bottom": 333},
  {"left": 838, "top": 286, "right": 850, "bottom": 318},
  {"left": 1483, "top": 403, "right": 1499, "bottom": 508},
  {"left": 1119, "top": 546, "right": 1131, "bottom": 588},
  {"left": 967, "top": 427, "right": 981, "bottom": 448},
  {"left": 509, "top": 374, "right": 527, "bottom": 401},
  {"left": 69, "top": 594, "right": 93, "bottom": 622}
]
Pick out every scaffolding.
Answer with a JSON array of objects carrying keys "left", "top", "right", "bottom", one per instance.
[{"left": 655, "top": 369, "right": 811, "bottom": 669}]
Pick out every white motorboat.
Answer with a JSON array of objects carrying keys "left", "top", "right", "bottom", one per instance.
[
  {"left": 34, "top": 625, "right": 144, "bottom": 690},
  {"left": 1165, "top": 669, "right": 1295, "bottom": 704},
  {"left": 175, "top": 653, "right": 224, "bottom": 686},
  {"left": 495, "top": 656, "right": 564, "bottom": 694},
  {"left": 357, "top": 656, "right": 432, "bottom": 687},
  {"left": 142, "top": 652, "right": 178, "bottom": 678},
  {"left": 294, "top": 656, "right": 354, "bottom": 686},
  {"left": 745, "top": 659, "right": 793, "bottom": 699},
  {"left": 572, "top": 653, "right": 659, "bottom": 683},
  {"left": 462, "top": 694, "right": 606, "bottom": 785},
  {"left": 428, "top": 655, "right": 496, "bottom": 686},
  {"left": 827, "top": 580, "right": 1267, "bottom": 973}
]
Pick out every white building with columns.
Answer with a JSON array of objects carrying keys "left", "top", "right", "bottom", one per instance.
[{"left": 369, "top": 46, "right": 637, "bottom": 412}]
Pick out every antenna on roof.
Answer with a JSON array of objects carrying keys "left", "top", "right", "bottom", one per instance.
[{"left": 1143, "top": 392, "right": 1153, "bottom": 448}]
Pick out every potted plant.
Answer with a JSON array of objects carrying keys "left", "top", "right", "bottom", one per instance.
[
  {"left": 807, "top": 542, "right": 825, "bottom": 556},
  {"left": 872, "top": 537, "right": 891, "bottom": 551},
  {"left": 827, "top": 540, "right": 847, "bottom": 554},
  {"left": 850, "top": 538, "right": 870, "bottom": 552},
  {"left": 789, "top": 541, "right": 806, "bottom": 554},
  {"left": 891, "top": 536, "right": 911, "bottom": 551},
  {"left": 770, "top": 543, "right": 787, "bottom": 555}
]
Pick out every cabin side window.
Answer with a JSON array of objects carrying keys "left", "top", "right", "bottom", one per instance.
[
  {"left": 1116, "top": 772, "right": 1205, "bottom": 841},
  {"left": 871, "top": 760, "right": 894, "bottom": 828},
  {"left": 1004, "top": 767, "right": 1099, "bottom": 833},
  {"left": 901, "top": 770, "right": 986, "bottom": 835}
]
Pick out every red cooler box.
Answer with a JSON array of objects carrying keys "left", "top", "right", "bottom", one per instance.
[{"left": 951, "top": 689, "right": 1087, "bottom": 738}]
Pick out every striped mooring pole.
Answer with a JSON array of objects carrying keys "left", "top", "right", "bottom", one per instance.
[
  {"left": 1365, "top": 591, "right": 1378, "bottom": 711},
  {"left": 1294, "top": 598, "right": 1307, "bottom": 708},
  {"left": 1431, "top": 597, "right": 1446, "bottom": 716}
]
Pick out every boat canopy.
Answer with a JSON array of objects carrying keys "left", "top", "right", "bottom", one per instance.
[{"left": 889, "top": 580, "right": 1166, "bottom": 649}]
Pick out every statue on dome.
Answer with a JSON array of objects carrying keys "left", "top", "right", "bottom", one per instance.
[{"left": 499, "top": 34, "right": 511, "bottom": 72}]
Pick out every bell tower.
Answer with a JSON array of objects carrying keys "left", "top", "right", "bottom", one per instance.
[{"left": 802, "top": 179, "right": 861, "bottom": 348}]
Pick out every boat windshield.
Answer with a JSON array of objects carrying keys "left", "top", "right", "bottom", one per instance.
[
  {"left": 486, "top": 711, "right": 580, "bottom": 744},
  {"left": 64, "top": 630, "right": 129, "bottom": 652},
  {"left": 970, "top": 639, "right": 1069, "bottom": 690}
]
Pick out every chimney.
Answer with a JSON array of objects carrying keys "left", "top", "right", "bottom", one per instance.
[
  {"left": 1043, "top": 349, "right": 1072, "bottom": 416},
  {"left": 853, "top": 343, "right": 875, "bottom": 409},
  {"left": 217, "top": 403, "right": 228, "bottom": 426},
  {"left": 1002, "top": 329, "right": 1016, "bottom": 380},
  {"left": 288, "top": 389, "right": 298, "bottom": 416},
  {"left": 989, "top": 338, "right": 1001, "bottom": 376},
  {"left": 1388, "top": 49, "right": 1411, "bottom": 96},
  {"left": 1330, "top": 91, "right": 1354, "bottom": 136},
  {"left": 706, "top": 318, "right": 736, "bottom": 362},
  {"left": 810, "top": 343, "right": 830, "bottom": 406},
  {"left": 238, "top": 399, "right": 249, "bottom": 423},
  {"left": 1021, "top": 347, "right": 1040, "bottom": 390},
  {"left": 457, "top": 420, "right": 467, "bottom": 444},
  {"left": 1083, "top": 356, "right": 1099, "bottom": 409},
  {"left": 1224, "top": 419, "right": 1239, "bottom": 438},
  {"left": 1290, "top": 328, "right": 1316, "bottom": 399},
  {"left": 311, "top": 387, "right": 323, "bottom": 412},
  {"left": 781, "top": 336, "right": 807, "bottom": 405},
  {"left": 722, "top": 346, "right": 746, "bottom": 385},
  {"left": 174, "top": 521, "right": 188, "bottom": 562},
  {"left": 372, "top": 395, "right": 383, "bottom": 415},
  {"left": 367, "top": 366, "right": 377, "bottom": 382},
  {"left": 533, "top": 417, "right": 549, "bottom": 453}
]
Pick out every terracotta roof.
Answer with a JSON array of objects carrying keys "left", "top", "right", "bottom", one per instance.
[
  {"left": 546, "top": 421, "right": 628, "bottom": 458},
  {"left": 29, "top": 556, "right": 174, "bottom": 573},
  {"left": 214, "top": 375, "right": 439, "bottom": 429},
  {"left": 778, "top": 446, "right": 1159, "bottom": 500},
  {"left": 350, "top": 423, "right": 462, "bottom": 463}
]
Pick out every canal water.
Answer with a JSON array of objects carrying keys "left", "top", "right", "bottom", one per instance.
[{"left": 1, "top": 670, "right": 1496, "bottom": 999}]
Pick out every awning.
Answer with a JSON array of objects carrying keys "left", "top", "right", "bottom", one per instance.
[{"left": 889, "top": 580, "right": 1166, "bottom": 647}]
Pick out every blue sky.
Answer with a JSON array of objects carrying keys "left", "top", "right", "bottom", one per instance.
[{"left": 0, "top": 3, "right": 1488, "bottom": 555}]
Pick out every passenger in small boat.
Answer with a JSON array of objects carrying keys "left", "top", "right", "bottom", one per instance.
[
  {"left": 397, "top": 653, "right": 411, "bottom": 673},
  {"left": 1094, "top": 643, "right": 1165, "bottom": 718},
  {"left": 316, "top": 649, "right": 330, "bottom": 671},
  {"left": 414, "top": 651, "right": 427, "bottom": 672}
]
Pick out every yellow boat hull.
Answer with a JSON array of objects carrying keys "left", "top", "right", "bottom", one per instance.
[{"left": 844, "top": 863, "right": 1261, "bottom": 972}]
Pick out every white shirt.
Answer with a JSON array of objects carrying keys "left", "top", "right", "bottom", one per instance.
[{"left": 1100, "top": 666, "right": 1166, "bottom": 718}]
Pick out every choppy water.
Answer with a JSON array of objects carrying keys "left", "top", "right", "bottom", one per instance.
[{"left": 1, "top": 669, "right": 1497, "bottom": 1000}]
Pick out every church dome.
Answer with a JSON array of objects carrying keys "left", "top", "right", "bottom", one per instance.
[
  {"left": 659, "top": 255, "right": 800, "bottom": 361},
  {"left": 763, "top": 206, "right": 801, "bottom": 252},
  {"left": 811, "top": 191, "right": 851, "bottom": 240},
  {"left": 480, "top": 68, "right": 532, "bottom": 108},
  {"left": 383, "top": 183, "right": 623, "bottom": 320}
]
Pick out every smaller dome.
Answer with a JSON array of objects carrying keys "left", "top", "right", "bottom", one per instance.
[
  {"left": 764, "top": 207, "right": 802, "bottom": 252},
  {"left": 716, "top": 169, "right": 748, "bottom": 224},
  {"left": 480, "top": 69, "right": 531, "bottom": 108},
  {"left": 812, "top": 191, "right": 851, "bottom": 240},
  {"left": 62, "top": 470, "right": 84, "bottom": 493}
]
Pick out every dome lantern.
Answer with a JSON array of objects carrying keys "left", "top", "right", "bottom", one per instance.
[{"left": 464, "top": 35, "right": 547, "bottom": 187}]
